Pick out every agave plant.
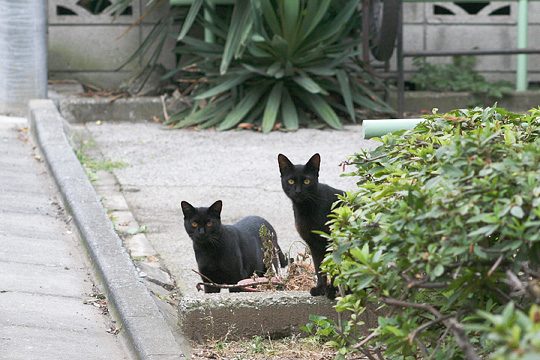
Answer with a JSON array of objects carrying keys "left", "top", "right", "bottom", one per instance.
[{"left": 112, "top": 0, "right": 392, "bottom": 131}]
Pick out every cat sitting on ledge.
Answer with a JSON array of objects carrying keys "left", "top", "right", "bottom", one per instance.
[
  {"left": 278, "top": 153, "right": 344, "bottom": 299},
  {"left": 181, "top": 200, "right": 287, "bottom": 293}
]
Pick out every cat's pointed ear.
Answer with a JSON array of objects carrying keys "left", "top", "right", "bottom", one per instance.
[
  {"left": 305, "top": 153, "right": 320, "bottom": 174},
  {"left": 181, "top": 201, "right": 196, "bottom": 218},
  {"left": 278, "top": 154, "right": 294, "bottom": 175},
  {"left": 208, "top": 200, "right": 222, "bottom": 217}
]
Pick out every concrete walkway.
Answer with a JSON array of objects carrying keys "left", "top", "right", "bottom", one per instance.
[
  {"left": 82, "top": 121, "right": 379, "bottom": 295},
  {"left": 0, "top": 116, "right": 130, "bottom": 360}
]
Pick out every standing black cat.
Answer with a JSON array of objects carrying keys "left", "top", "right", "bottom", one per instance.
[
  {"left": 181, "top": 200, "right": 286, "bottom": 293},
  {"left": 278, "top": 153, "right": 344, "bottom": 298}
]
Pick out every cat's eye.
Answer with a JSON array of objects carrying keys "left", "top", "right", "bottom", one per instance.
[
  {"left": 206, "top": 221, "right": 213, "bottom": 227},
  {"left": 191, "top": 221, "right": 198, "bottom": 228},
  {"left": 303, "top": 179, "right": 311, "bottom": 185},
  {"left": 287, "top": 179, "right": 295, "bottom": 185}
]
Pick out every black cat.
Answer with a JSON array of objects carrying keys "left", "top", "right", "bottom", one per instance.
[
  {"left": 278, "top": 153, "right": 344, "bottom": 298},
  {"left": 181, "top": 200, "right": 286, "bottom": 293}
]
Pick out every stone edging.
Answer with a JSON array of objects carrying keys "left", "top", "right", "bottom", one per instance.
[{"left": 28, "top": 99, "right": 186, "bottom": 360}]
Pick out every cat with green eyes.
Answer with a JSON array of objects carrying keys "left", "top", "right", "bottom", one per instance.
[
  {"left": 181, "top": 200, "right": 287, "bottom": 293},
  {"left": 278, "top": 153, "right": 344, "bottom": 299}
]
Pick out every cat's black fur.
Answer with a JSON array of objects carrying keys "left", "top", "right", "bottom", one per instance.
[
  {"left": 278, "top": 153, "right": 344, "bottom": 299},
  {"left": 181, "top": 200, "right": 286, "bottom": 293}
]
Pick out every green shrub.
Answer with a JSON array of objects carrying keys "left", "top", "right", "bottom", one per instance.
[
  {"left": 411, "top": 56, "right": 513, "bottom": 100},
  {"left": 316, "top": 106, "right": 540, "bottom": 359},
  {"left": 168, "top": 0, "right": 392, "bottom": 132},
  {"left": 112, "top": 0, "right": 392, "bottom": 131}
]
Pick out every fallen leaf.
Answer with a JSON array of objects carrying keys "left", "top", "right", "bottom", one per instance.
[{"left": 238, "top": 123, "right": 254, "bottom": 130}]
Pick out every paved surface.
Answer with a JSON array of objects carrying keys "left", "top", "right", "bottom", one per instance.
[
  {"left": 0, "top": 116, "right": 130, "bottom": 360},
  {"left": 82, "top": 122, "right": 379, "bottom": 294}
]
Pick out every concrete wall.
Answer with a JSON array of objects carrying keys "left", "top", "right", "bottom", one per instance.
[
  {"left": 48, "top": 1, "right": 539, "bottom": 88},
  {"left": 395, "top": 1, "right": 540, "bottom": 84},
  {"left": 48, "top": 0, "right": 178, "bottom": 89}
]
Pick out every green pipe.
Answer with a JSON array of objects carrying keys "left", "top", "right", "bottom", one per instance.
[
  {"left": 362, "top": 118, "right": 424, "bottom": 139},
  {"left": 517, "top": 0, "right": 529, "bottom": 91}
]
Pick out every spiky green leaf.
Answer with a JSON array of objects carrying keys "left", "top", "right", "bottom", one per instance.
[
  {"left": 177, "top": 0, "right": 203, "bottom": 40},
  {"left": 262, "top": 82, "right": 284, "bottom": 133},
  {"left": 217, "top": 84, "right": 270, "bottom": 130},
  {"left": 336, "top": 69, "right": 355, "bottom": 122},
  {"left": 281, "top": 88, "right": 299, "bottom": 130},
  {"left": 194, "top": 73, "right": 253, "bottom": 100},
  {"left": 296, "top": 92, "right": 343, "bottom": 129},
  {"left": 220, "top": 0, "right": 254, "bottom": 74}
]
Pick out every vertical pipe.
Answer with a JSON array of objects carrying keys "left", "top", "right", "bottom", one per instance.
[
  {"left": 0, "top": 0, "right": 48, "bottom": 116},
  {"left": 362, "top": 0, "right": 370, "bottom": 65},
  {"left": 397, "top": 0, "right": 404, "bottom": 118},
  {"left": 516, "top": 0, "right": 528, "bottom": 91}
]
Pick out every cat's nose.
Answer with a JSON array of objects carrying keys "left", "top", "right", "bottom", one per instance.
[{"left": 198, "top": 227, "right": 205, "bottom": 234}]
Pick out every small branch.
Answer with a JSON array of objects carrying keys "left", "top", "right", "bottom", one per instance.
[
  {"left": 359, "top": 348, "right": 378, "bottom": 360},
  {"left": 382, "top": 298, "right": 442, "bottom": 317},
  {"left": 416, "top": 339, "right": 429, "bottom": 358},
  {"left": 407, "top": 280, "right": 447, "bottom": 289},
  {"left": 374, "top": 348, "right": 385, "bottom": 360},
  {"left": 353, "top": 330, "right": 379, "bottom": 349},
  {"left": 192, "top": 269, "right": 282, "bottom": 292},
  {"left": 381, "top": 298, "right": 480, "bottom": 360},
  {"left": 339, "top": 153, "right": 388, "bottom": 167},
  {"left": 487, "top": 255, "right": 503, "bottom": 277},
  {"left": 505, "top": 270, "right": 525, "bottom": 293},
  {"left": 160, "top": 95, "right": 169, "bottom": 122},
  {"left": 192, "top": 269, "right": 214, "bottom": 283},
  {"left": 446, "top": 318, "right": 480, "bottom": 360},
  {"left": 401, "top": 270, "right": 447, "bottom": 289},
  {"left": 408, "top": 314, "right": 452, "bottom": 344},
  {"left": 196, "top": 281, "right": 260, "bottom": 291},
  {"left": 428, "top": 327, "right": 450, "bottom": 360}
]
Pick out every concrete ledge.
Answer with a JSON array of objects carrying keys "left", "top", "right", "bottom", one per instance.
[
  {"left": 179, "top": 292, "right": 377, "bottom": 342},
  {"left": 29, "top": 99, "right": 186, "bottom": 359},
  {"left": 389, "top": 90, "right": 540, "bottom": 114},
  {"left": 58, "top": 97, "right": 163, "bottom": 123}
]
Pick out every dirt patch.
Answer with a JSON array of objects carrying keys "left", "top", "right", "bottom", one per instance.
[{"left": 191, "top": 335, "right": 354, "bottom": 360}]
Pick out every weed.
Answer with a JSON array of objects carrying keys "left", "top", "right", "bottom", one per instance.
[
  {"left": 75, "top": 141, "right": 127, "bottom": 181},
  {"left": 411, "top": 56, "right": 513, "bottom": 100}
]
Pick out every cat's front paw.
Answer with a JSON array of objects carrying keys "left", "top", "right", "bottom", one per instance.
[{"left": 310, "top": 285, "right": 325, "bottom": 296}]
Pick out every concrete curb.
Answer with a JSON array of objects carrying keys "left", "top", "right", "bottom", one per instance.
[
  {"left": 58, "top": 97, "right": 164, "bottom": 123},
  {"left": 29, "top": 99, "right": 186, "bottom": 360},
  {"left": 178, "top": 292, "right": 378, "bottom": 342}
]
